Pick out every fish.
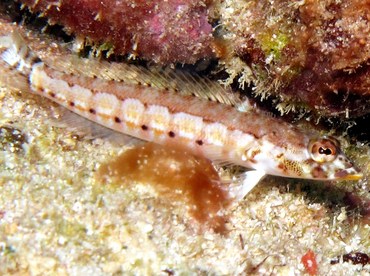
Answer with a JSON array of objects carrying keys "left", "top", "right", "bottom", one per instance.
[{"left": 0, "top": 31, "right": 363, "bottom": 198}]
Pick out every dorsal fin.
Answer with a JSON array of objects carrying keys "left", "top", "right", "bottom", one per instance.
[
  {"left": 1, "top": 30, "right": 252, "bottom": 111},
  {"left": 47, "top": 53, "right": 248, "bottom": 108}
]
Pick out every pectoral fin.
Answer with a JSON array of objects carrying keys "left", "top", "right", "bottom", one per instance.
[{"left": 229, "top": 170, "right": 266, "bottom": 200}]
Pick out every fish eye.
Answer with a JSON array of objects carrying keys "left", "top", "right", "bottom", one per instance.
[{"left": 309, "top": 137, "right": 339, "bottom": 163}]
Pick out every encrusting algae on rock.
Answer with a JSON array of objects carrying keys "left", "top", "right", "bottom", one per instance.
[
  {"left": 17, "top": 0, "right": 215, "bottom": 64},
  {"left": 218, "top": 0, "right": 370, "bottom": 118}
]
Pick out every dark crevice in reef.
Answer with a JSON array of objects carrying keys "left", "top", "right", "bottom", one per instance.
[
  {"left": 0, "top": 0, "right": 73, "bottom": 43},
  {"left": 343, "top": 114, "right": 370, "bottom": 142}
]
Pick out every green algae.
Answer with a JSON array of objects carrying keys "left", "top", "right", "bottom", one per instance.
[{"left": 259, "top": 32, "right": 290, "bottom": 62}]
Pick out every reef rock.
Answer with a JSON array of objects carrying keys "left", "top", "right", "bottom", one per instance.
[
  {"left": 219, "top": 0, "right": 370, "bottom": 117},
  {"left": 18, "top": 0, "right": 215, "bottom": 64}
]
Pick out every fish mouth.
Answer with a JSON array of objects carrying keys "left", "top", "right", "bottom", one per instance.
[{"left": 334, "top": 168, "right": 363, "bottom": 181}]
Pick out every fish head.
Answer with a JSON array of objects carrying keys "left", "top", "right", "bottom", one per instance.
[
  {"left": 301, "top": 136, "right": 363, "bottom": 180},
  {"left": 241, "top": 136, "right": 362, "bottom": 181}
]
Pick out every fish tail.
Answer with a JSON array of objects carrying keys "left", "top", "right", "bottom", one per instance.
[{"left": 0, "top": 32, "right": 42, "bottom": 76}]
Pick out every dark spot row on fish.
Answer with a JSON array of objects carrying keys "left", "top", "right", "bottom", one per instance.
[{"left": 139, "top": 124, "right": 204, "bottom": 145}]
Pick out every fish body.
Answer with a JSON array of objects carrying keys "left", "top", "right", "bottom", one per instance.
[{"left": 0, "top": 32, "right": 362, "bottom": 184}]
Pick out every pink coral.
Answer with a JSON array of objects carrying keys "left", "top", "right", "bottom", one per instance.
[{"left": 19, "top": 0, "right": 215, "bottom": 64}]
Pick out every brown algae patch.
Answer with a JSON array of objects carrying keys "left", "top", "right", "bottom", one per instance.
[
  {"left": 0, "top": 125, "right": 27, "bottom": 153},
  {"left": 97, "top": 143, "right": 231, "bottom": 233}
]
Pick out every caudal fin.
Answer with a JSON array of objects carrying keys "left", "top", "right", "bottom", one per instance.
[{"left": 0, "top": 32, "right": 41, "bottom": 75}]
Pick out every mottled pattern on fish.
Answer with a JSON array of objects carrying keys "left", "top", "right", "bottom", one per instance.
[{"left": 0, "top": 32, "right": 362, "bottom": 182}]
